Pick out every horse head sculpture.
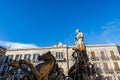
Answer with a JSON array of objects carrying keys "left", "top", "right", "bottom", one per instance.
[
  {"left": 38, "top": 51, "right": 54, "bottom": 61},
  {"left": 37, "top": 51, "right": 56, "bottom": 73}
]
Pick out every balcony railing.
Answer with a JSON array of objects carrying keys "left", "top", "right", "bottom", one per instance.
[
  {"left": 90, "top": 57, "right": 99, "bottom": 61},
  {"left": 114, "top": 68, "right": 120, "bottom": 73},
  {"left": 111, "top": 56, "right": 120, "bottom": 60},
  {"left": 103, "top": 69, "right": 114, "bottom": 73},
  {"left": 95, "top": 68, "right": 103, "bottom": 73},
  {"left": 56, "top": 58, "right": 66, "bottom": 62},
  {"left": 108, "top": 69, "right": 114, "bottom": 73},
  {"left": 100, "top": 57, "right": 109, "bottom": 60},
  {"left": 105, "top": 77, "right": 112, "bottom": 80},
  {"left": 103, "top": 69, "right": 110, "bottom": 73}
]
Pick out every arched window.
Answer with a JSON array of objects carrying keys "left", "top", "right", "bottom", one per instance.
[
  {"left": 15, "top": 54, "right": 22, "bottom": 61},
  {"left": 56, "top": 52, "right": 59, "bottom": 59},
  {"left": 100, "top": 51, "right": 105, "bottom": 57},
  {"left": 103, "top": 62, "right": 109, "bottom": 71},
  {"left": 91, "top": 51, "right": 95, "bottom": 57},
  {"left": 110, "top": 51, "right": 115, "bottom": 57},
  {"left": 33, "top": 54, "right": 39, "bottom": 61},
  {"left": 114, "top": 62, "right": 120, "bottom": 71},
  {"left": 24, "top": 54, "right": 31, "bottom": 61},
  {"left": 7, "top": 55, "right": 13, "bottom": 62}
]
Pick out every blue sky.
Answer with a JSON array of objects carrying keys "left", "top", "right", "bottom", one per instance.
[{"left": 0, "top": 0, "right": 120, "bottom": 48}]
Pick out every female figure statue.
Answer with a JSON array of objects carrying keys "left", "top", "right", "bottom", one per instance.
[{"left": 75, "top": 29, "right": 86, "bottom": 52}]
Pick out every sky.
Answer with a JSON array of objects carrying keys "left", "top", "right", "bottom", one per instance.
[{"left": 0, "top": 0, "right": 120, "bottom": 48}]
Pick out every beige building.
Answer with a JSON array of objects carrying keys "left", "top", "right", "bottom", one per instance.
[
  {"left": 0, "top": 46, "right": 6, "bottom": 58},
  {"left": 0, "top": 46, "right": 6, "bottom": 76},
  {"left": 86, "top": 44, "right": 120, "bottom": 80},
  {"left": 1, "top": 42, "right": 120, "bottom": 80}
]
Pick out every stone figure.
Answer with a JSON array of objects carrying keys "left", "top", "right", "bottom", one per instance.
[
  {"left": 75, "top": 29, "right": 86, "bottom": 52},
  {"left": 68, "top": 29, "right": 90, "bottom": 80}
]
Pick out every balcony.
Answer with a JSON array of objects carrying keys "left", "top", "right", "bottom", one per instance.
[
  {"left": 95, "top": 68, "right": 103, "bottom": 73},
  {"left": 90, "top": 57, "right": 99, "bottom": 61},
  {"left": 56, "top": 58, "right": 66, "bottom": 62},
  {"left": 100, "top": 57, "right": 109, "bottom": 60},
  {"left": 108, "top": 69, "right": 114, "bottom": 73},
  {"left": 105, "top": 76, "right": 112, "bottom": 80},
  {"left": 111, "top": 56, "right": 120, "bottom": 60},
  {"left": 104, "top": 69, "right": 110, "bottom": 73},
  {"left": 103, "top": 69, "right": 114, "bottom": 74},
  {"left": 114, "top": 68, "right": 120, "bottom": 73}
]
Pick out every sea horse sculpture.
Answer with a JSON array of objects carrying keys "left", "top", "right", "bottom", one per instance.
[{"left": 2, "top": 51, "right": 64, "bottom": 80}]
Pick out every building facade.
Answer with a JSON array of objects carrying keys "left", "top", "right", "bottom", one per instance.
[
  {"left": 0, "top": 46, "right": 6, "bottom": 76},
  {"left": 0, "top": 42, "right": 120, "bottom": 80},
  {"left": 0, "top": 46, "right": 6, "bottom": 58},
  {"left": 86, "top": 44, "right": 120, "bottom": 80}
]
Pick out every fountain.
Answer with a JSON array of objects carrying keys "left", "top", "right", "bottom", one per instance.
[{"left": 1, "top": 29, "right": 102, "bottom": 80}]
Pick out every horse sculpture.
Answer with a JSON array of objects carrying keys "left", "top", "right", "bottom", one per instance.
[{"left": 2, "top": 51, "right": 65, "bottom": 80}]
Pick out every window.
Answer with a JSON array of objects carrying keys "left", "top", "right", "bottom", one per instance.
[
  {"left": 60, "top": 52, "right": 64, "bottom": 59},
  {"left": 56, "top": 52, "right": 64, "bottom": 59},
  {"left": 56, "top": 52, "right": 59, "bottom": 59},
  {"left": 90, "top": 51, "right": 98, "bottom": 60},
  {"left": 3, "top": 65, "right": 9, "bottom": 73},
  {"left": 0, "top": 65, "right": 4, "bottom": 72},
  {"left": 118, "top": 76, "right": 120, "bottom": 80},
  {"left": 103, "top": 62, "right": 109, "bottom": 71},
  {"left": 105, "top": 77, "right": 112, "bottom": 80},
  {"left": 4, "top": 55, "right": 13, "bottom": 62},
  {"left": 15, "top": 54, "right": 22, "bottom": 61},
  {"left": 114, "top": 62, "right": 120, "bottom": 71},
  {"left": 100, "top": 51, "right": 107, "bottom": 60},
  {"left": 110, "top": 51, "right": 117, "bottom": 60},
  {"left": 5, "top": 56, "right": 8, "bottom": 62},
  {"left": 91, "top": 51, "right": 95, "bottom": 57},
  {"left": 110, "top": 51, "right": 115, "bottom": 57},
  {"left": 33, "top": 54, "right": 39, "bottom": 61},
  {"left": 91, "top": 51, "right": 95, "bottom": 60},
  {"left": 24, "top": 54, "right": 31, "bottom": 61},
  {"left": 100, "top": 51, "right": 105, "bottom": 57},
  {"left": 7, "top": 55, "right": 13, "bottom": 62}
]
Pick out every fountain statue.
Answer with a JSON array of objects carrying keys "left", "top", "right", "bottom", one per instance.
[{"left": 68, "top": 29, "right": 102, "bottom": 80}]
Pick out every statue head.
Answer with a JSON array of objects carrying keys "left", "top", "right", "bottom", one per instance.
[{"left": 76, "top": 29, "right": 80, "bottom": 33}]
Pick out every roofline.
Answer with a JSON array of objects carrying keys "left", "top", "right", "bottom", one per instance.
[
  {"left": 7, "top": 46, "right": 68, "bottom": 51},
  {"left": 86, "top": 44, "right": 117, "bottom": 47},
  {"left": 6, "top": 44, "right": 119, "bottom": 51}
]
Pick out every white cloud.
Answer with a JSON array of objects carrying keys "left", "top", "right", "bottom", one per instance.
[
  {"left": 99, "top": 20, "right": 120, "bottom": 44},
  {"left": 0, "top": 40, "right": 39, "bottom": 49},
  {"left": 85, "top": 19, "right": 120, "bottom": 45}
]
